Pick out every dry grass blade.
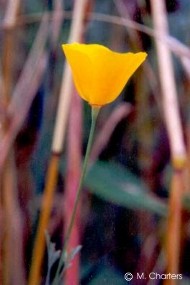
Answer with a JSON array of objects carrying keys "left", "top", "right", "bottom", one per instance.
[
  {"left": 0, "top": 14, "right": 49, "bottom": 172},
  {"left": 28, "top": 1, "right": 89, "bottom": 284},
  {"left": 9, "top": 14, "right": 49, "bottom": 114},
  {"left": 113, "top": 0, "right": 160, "bottom": 107},
  {"left": 0, "top": 70, "right": 3, "bottom": 103},
  {"left": 150, "top": 0, "right": 186, "bottom": 165},
  {"left": 64, "top": 90, "right": 82, "bottom": 285},
  {"left": 0, "top": 55, "right": 47, "bottom": 173},
  {"left": 166, "top": 171, "right": 184, "bottom": 283},
  {"left": 180, "top": 57, "right": 190, "bottom": 79},
  {"left": 50, "top": 0, "right": 63, "bottom": 47},
  {"left": 2, "top": 156, "right": 26, "bottom": 285},
  {"left": 1, "top": 10, "right": 190, "bottom": 61},
  {"left": 1, "top": 1, "right": 22, "bottom": 284},
  {"left": 90, "top": 12, "right": 190, "bottom": 60},
  {"left": 150, "top": 1, "right": 186, "bottom": 283},
  {"left": 3, "top": 0, "right": 20, "bottom": 28},
  {"left": 113, "top": 0, "right": 160, "bottom": 173},
  {"left": 114, "top": 0, "right": 144, "bottom": 49},
  {"left": 52, "top": 0, "right": 89, "bottom": 153}
]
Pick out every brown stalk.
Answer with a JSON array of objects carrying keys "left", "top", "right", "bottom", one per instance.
[
  {"left": 1, "top": 11, "right": 190, "bottom": 61},
  {"left": 28, "top": 154, "right": 60, "bottom": 285},
  {"left": 0, "top": 14, "right": 49, "bottom": 173},
  {"left": 50, "top": 0, "right": 64, "bottom": 48},
  {"left": 113, "top": 0, "right": 162, "bottom": 107},
  {"left": 180, "top": 57, "right": 190, "bottom": 79},
  {"left": 114, "top": 0, "right": 140, "bottom": 45},
  {"left": 185, "top": 126, "right": 190, "bottom": 194},
  {"left": 1, "top": 1, "right": 22, "bottom": 284},
  {"left": 165, "top": 170, "right": 184, "bottom": 281},
  {"left": 137, "top": 233, "right": 161, "bottom": 284},
  {"left": 0, "top": 12, "right": 49, "bottom": 283},
  {"left": 2, "top": 155, "right": 26, "bottom": 285},
  {"left": 1, "top": 0, "right": 21, "bottom": 106},
  {"left": 150, "top": 1, "right": 186, "bottom": 283},
  {"left": 2, "top": 31, "right": 14, "bottom": 102},
  {"left": 28, "top": 1, "right": 89, "bottom": 284},
  {"left": 64, "top": 90, "right": 82, "bottom": 285},
  {"left": 114, "top": 0, "right": 159, "bottom": 173},
  {"left": 0, "top": 70, "right": 3, "bottom": 105},
  {"left": 8, "top": 14, "right": 49, "bottom": 114},
  {"left": 0, "top": 54, "right": 47, "bottom": 173},
  {"left": 90, "top": 12, "right": 190, "bottom": 60}
]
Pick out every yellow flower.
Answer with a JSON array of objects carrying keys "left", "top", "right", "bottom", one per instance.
[{"left": 62, "top": 43, "right": 147, "bottom": 106}]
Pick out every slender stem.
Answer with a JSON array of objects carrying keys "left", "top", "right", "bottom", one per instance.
[{"left": 52, "top": 106, "right": 100, "bottom": 285}]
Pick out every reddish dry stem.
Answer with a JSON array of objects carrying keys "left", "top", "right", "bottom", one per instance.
[
  {"left": 63, "top": 90, "right": 82, "bottom": 285},
  {"left": 165, "top": 170, "right": 184, "bottom": 285}
]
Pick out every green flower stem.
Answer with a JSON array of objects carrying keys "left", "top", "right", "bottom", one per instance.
[{"left": 52, "top": 106, "right": 100, "bottom": 285}]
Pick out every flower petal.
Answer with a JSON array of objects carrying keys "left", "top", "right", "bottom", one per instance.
[
  {"left": 62, "top": 44, "right": 92, "bottom": 102},
  {"left": 91, "top": 49, "right": 147, "bottom": 105},
  {"left": 62, "top": 43, "right": 147, "bottom": 106}
]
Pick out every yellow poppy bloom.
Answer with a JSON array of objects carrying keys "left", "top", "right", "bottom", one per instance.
[{"left": 62, "top": 43, "right": 147, "bottom": 106}]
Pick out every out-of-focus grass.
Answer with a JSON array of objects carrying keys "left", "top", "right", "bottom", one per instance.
[{"left": 1, "top": 0, "right": 190, "bottom": 284}]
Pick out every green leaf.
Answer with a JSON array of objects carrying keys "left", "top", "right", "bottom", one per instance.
[
  {"left": 54, "top": 245, "right": 82, "bottom": 285},
  {"left": 45, "top": 232, "right": 61, "bottom": 285},
  {"left": 69, "top": 245, "right": 82, "bottom": 262},
  {"left": 84, "top": 161, "right": 167, "bottom": 216},
  {"left": 63, "top": 245, "right": 82, "bottom": 271},
  {"left": 84, "top": 265, "right": 127, "bottom": 285},
  {"left": 178, "top": 277, "right": 190, "bottom": 285},
  {"left": 45, "top": 231, "right": 82, "bottom": 285}
]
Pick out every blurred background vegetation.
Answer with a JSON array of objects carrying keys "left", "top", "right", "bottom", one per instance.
[{"left": 1, "top": 0, "right": 190, "bottom": 284}]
